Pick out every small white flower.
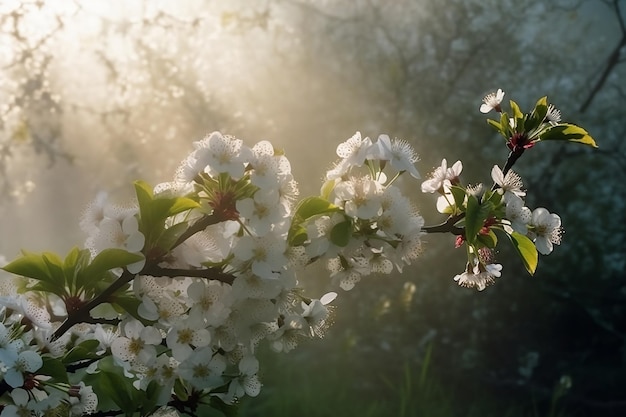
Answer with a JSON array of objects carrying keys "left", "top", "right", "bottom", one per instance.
[
  {"left": 334, "top": 176, "right": 383, "bottom": 219},
  {"left": 372, "top": 134, "right": 420, "bottom": 179},
  {"left": 236, "top": 190, "right": 287, "bottom": 236},
  {"left": 166, "top": 316, "right": 211, "bottom": 362},
  {"left": 248, "top": 141, "right": 291, "bottom": 191},
  {"left": 480, "top": 89, "right": 505, "bottom": 113},
  {"left": 194, "top": 131, "right": 252, "bottom": 179},
  {"left": 546, "top": 104, "right": 561, "bottom": 125},
  {"left": 328, "top": 256, "right": 370, "bottom": 291},
  {"left": 454, "top": 262, "right": 502, "bottom": 291},
  {"left": 326, "top": 132, "right": 373, "bottom": 180},
  {"left": 505, "top": 195, "right": 531, "bottom": 234},
  {"left": 300, "top": 292, "right": 336, "bottom": 337},
  {"left": 69, "top": 382, "right": 98, "bottom": 416},
  {"left": 111, "top": 319, "right": 162, "bottom": 365},
  {"left": 491, "top": 165, "right": 525, "bottom": 201},
  {"left": 87, "top": 209, "right": 146, "bottom": 273},
  {"left": 421, "top": 159, "right": 462, "bottom": 194},
  {"left": 226, "top": 355, "right": 262, "bottom": 401},
  {"left": 233, "top": 235, "right": 288, "bottom": 279},
  {"left": 528, "top": 208, "right": 563, "bottom": 255},
  {"left": 1, "top": 388, "right": 31, "bottom": 417},
  {"left": 3, "top": 349, "right": 43, "bottom": 388},
  {"left": 177, "top": 348, "right": 226, "bottom": 390}
]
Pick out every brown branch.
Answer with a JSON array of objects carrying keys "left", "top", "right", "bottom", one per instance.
[
  {"left": 143, "top": 265, "right": 235, "bottom": 285},
  {"left": 580, "top": 0, "right": 626, "bottom": 112},
  {"left": 51, "top": 213, "right": 224, "bottom": 341},
  {"left": 51, "top": 269, "right": 136, "bottom": 341}
]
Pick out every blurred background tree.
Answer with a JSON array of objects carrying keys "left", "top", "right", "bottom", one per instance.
[{"left": 0, "top": 0, "right": 624, "bottom": 415}]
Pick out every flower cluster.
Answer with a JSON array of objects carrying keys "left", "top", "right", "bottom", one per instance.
[
  {"left": 300, "top": 132, "right": 424, "bottom": 290},
  {"left": 0, "top": 93, "right": 595, "bottom": 416}
]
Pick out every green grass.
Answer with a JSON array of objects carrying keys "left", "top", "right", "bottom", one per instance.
[{"left": 235, "top": 341, "right": 570, "bottom": 417}]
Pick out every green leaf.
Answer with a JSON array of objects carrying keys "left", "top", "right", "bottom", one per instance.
[
  {"left": 500, "top": 111, "right": 511, "bottom": 137},
  {"left": 173, "top": 379, "right": 189, "bottom": 401},
  {"left": 207, "top": 395, "right": 239, "bottom": 417},
  {"left": 464, "top": 196, "right": 492, "bottom": 245},
  {"left": 288, "top": 225, "right": 308, "bottom": 247},
  {"left": 111, "top": 294, "right": 142, "bottom": 320},
  {"left": 63, "top": 340, "right": 101, "bottom": 364},
  {"left": 330, "top": 219, "right": 352, "bottom": 247},
  {"left": 63, "top": 247, "right": 91, "bottom": 293},
  {"left": 39, "top": 357, "right": 69, "bottom": 384},
  {"left": 507, "top": 231, "right": 538, "bottom": 275},
  {"left": 538, "top": 123, "right": 598, "bottom": 148},
  {"left": 84, "top": 248, "right": 144, "bottom": 278},
  {"left": 509, "top": 100, "right": 525, "bottom": 132},
  {"left": 524, "top": 96, "right": 548, "bottom": 132},
  {"left": 96, "top": 370, "right": 135, "bottom": 413},
  {"left": 156, "top": 222, "right": 189, "bottom": 252},
  {"left": 3, "top": 251, "right": 57, "bottom": 284},
  {"left": 486, "top": 119, "right": 503, "bottom": 136},
  {"left": 288, "top": 196, "right": 340, "bottom": 244},
  {"left": 166, "top": 197, "right": 200, "bottom": 217},
  {"left": 135, "top": 180, "right": 200, "bottom": 250},
  {"left": 294, "top": 196, "right": 339, "bottom": 221},
  {"left": 134, "top": 180, "right": 155, "bottom": 224},
  {"left": 449, "top": 186, "right": 467, "bottom": 210}
]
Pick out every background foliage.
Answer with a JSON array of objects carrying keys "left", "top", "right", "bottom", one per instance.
[{"left": 1, "top": 0, "right": 624, "bottom": 415}]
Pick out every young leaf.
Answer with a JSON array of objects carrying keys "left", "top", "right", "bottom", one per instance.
[
  {"left": 486, "top": 119, "right": 504, "bottom": 137},
  {"left": 156, "top": 221, "right": 189, "bottom": 252},
  {"left": 288, "top": 196, "right": 340, "bottom": 243},
  {"left": 294, "top": 196, "right": 339, "bottom": 222},
  {"left": 538, "top": 123, "right": 598, "bottom": 148},
  {"left": 509, "top": 100, "right": 525, "bottom": 132},
  {"left": 84, "top": 248, "right": 145, "bottom": 278},
  {"left": 464, "top": 196, "right": 492, "bottom": 245},
  {"left": 330, "top": 219, "right": 352, "bottom": 247},
  {"left": 166, "top": 197, "right": 200, "bottom": 217},
  {"left": 63, "top": 339, "right": 101, "bottom": 364},
  {"left": 449, "top": 185, "right": 467, "bottom": 210},
  {"left": 39, "top": 357, "right": 69, "bottom": 384},
  {"left": 524, "top": 96, "right": 548, "bottom": 132},
  {"left": 3, "top": 251, "right": 58, "bottom": 284},
  {"left": 507, "top": 231, "right": 538, "bottom": 275}
]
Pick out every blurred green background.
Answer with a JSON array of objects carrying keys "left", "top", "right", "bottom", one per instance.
[{"left": 1, "top": 1, "right": 624, "bottom": 416}]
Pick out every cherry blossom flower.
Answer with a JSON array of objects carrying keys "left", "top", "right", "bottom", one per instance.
[
  {"left": 2, "top": 349, "right": 43, "bottom": 388},
  {"left": 177, "top": 348, "right": 226, "bottom": 390},
  {"left": 528, "top": 208, "right": 563, "bottom": 255},
  {"left": 86, "top": 209, "right": 146, "bottom": 273},
  {"left": 248, "top": 141, "right": 292, "bottom": 190},
  {"left": 421, "top": 159, "right": 462, "bottom": 194},
  {"left": 333, "top": 176, "right": 383, "bottom": 219},
  {"left": 1, "top": 388, "right": 32, "bottom": 417},
  {"left": 372, "top": 134, "right": 421, "bottom": 179},
  {"left": 111, "top": 319, "right": 162, "bottom": 365},
  {"left": 165, "top": 316, "right": 211, "bottom": 362},
  {"left": 479, "top": 88, "right": 505, "bottom": 113},
  {"left": 326, "top": 132, "right": 373, "bottom": 180},
  {"left": 505, "top": 195, "right": 531, "bottom": 234},
  {"left": 491, "top": 165, "right": 525, "bottom": 202},
  {"left": 194, "top": 131, "right": 252, "bottom": 179},
  {"left": 236, "top": 190, "right": 288, "bottom": 236},
  {"left": 68, "top": 382, "right": 98, "bottom": 416},
  {"left": 225, "top": 355, "right": 262, "bottom": 402},
  {"left": 300, "top": 292, "right": 336, "bottom": 337},
  {"left": 454, "top": 262, "right": 502, "bottom": 291}
]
